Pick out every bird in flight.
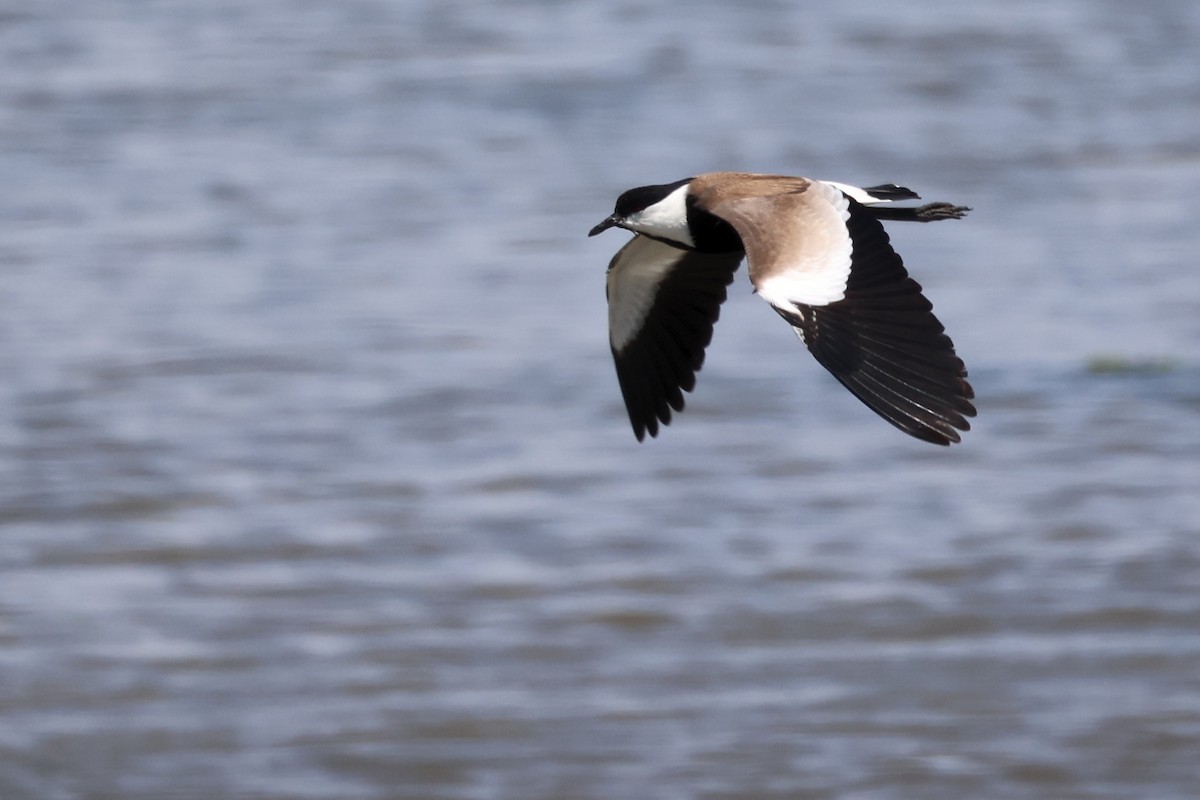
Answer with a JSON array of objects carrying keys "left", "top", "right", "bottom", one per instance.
[{"left": 589, "top": 172, "right": 975, "bottom": 445}]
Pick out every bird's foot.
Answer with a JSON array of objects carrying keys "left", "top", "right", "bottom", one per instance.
[{"left": 915, "top": 202, "right": 971, "bottom": 222}]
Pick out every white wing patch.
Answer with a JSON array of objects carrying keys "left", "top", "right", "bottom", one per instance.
[
  {"left": 753, "top": 179, "right": 853, "bottom": 309},
  {"left": 820, "top": 180, "right": 888, "bottom": 205},
  {"left": 606, "top": 235, "right": 682, "bottom": 351}
]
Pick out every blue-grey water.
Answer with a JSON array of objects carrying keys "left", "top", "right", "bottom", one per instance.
[{"left": 2, "top": 2, "right": 1199, "bottom": 798}]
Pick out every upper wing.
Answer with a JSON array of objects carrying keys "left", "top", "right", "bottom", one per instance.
[
  {"left": 706, "top": 180, "right": 975, "bottom": 445},
  {"left": 776, "top": 201, "right": 974, "bottom": 444},
  {"left": 605, "top": 234, "right": 743, "bottom": 440}
]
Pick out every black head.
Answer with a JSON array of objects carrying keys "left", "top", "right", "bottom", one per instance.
[
  {"left": 614, "top": 178, "right": 693, "bottom": 217},
  {"left": 589, "top": 177, "right": 693, "bottom": 236}
]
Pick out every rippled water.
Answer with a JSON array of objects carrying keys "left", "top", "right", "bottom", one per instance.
[{"left": 2, "top": 2, "right": 1200, "bottom": 798}]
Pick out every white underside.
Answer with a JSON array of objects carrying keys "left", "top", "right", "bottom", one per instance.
[{"left": 752, "top": 179, "right": 853, "bottom": 309}]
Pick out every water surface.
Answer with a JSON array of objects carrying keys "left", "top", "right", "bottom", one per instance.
[{"left": 2, "top": 2, "right": 1199, "bottom": 798}]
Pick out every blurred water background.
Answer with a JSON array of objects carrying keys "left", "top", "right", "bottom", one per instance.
[{"left": 2, "top": 1, "right": 1199, "bottom": 798}]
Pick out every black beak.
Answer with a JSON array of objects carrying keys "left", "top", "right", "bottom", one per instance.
[{"left": 588, "top": 215, "right": 619, "bottom": 237}]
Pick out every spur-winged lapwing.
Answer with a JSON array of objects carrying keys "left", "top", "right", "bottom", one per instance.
[{"left": 589, "top": 172, "right": 975, "bottom": 445}]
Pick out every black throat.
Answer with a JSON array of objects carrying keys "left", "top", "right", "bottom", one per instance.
[{"left": 685, "top": 197, "right": 743, "bottom": 254}]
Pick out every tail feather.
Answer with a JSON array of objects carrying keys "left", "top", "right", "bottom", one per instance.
[{"left": 861, "top": 183, "right": 921, "bottom": 202}]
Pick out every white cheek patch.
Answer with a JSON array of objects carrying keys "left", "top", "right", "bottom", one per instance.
[
  {"left": 754, "top": 180, "right": 853, "bottom": 309},
  {"left": 623, "top": 183, "right": 695, "bottom": 248},
  {"left": 606, "top": 236, "right": 681, "bottom": 351}
]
